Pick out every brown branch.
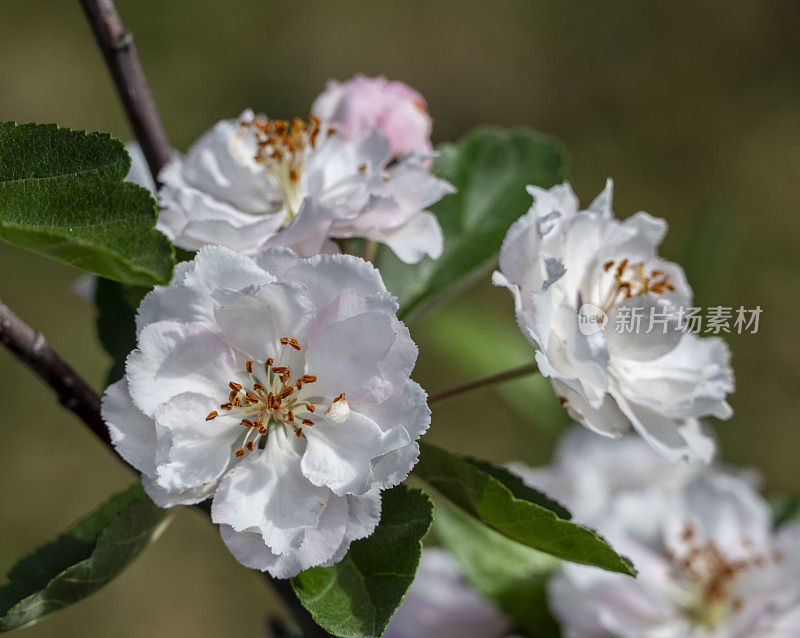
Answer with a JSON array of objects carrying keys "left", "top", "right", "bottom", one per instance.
[
  {"left": 0, "top": 301, "right": 110, "bottom": 446},
  {"left": 78, "top": 0, "right": 172, "bottom": 183},
  {"left": 428, "top": 362, "right": 539, "bottom": 404}
]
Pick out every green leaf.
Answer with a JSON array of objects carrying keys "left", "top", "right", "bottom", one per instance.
[
  {"left": 0, "top": 484, "right": 168, "bottom": 631},
  {"left": 377, "top": 127, "right": 569, "bottom": 320},
  {"left": 94, "top": 278, "right": 142, "bottom": 385},
  {"left": 414, "top": 442, "right": 635, "bottom": 576},
  {"left": 436, "top": 502, "right": 560, "bottom": 638},
  {"left": 0, "top": 122, "right": 174, "bottom": 285},
  {"left": 292, "top": 485, "right": 434, "bottom": 638},
  {"left": 770, "top": 494, "right": 800, "bottom": 529}
]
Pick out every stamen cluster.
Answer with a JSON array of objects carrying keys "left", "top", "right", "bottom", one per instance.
[
  {"left": 600, "top": 257, "right": 676, "bottom": 312},
  {"left": 205, "top": 336, "right": 346, "bottom": 457},
  {"left": 668, "top": 522, "right": 785, "bottom": 627}
]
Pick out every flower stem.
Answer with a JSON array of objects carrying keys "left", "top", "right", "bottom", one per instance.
[{"left": 428, "top": 362, "right": 539, "bottom": 404}]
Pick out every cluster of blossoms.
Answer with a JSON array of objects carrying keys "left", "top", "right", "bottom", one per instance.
[
  {"left": 157, "top": 76, "right": 453, "bottom": 264},
  {"left": 390, "top": 428, "right": 800, "bottom": 637},
  {"left": 525, "top": 429, "right": 800, "bottom": 637},
  {"left": 104, "top": 75, "right": 443, "bottom": 579},
  {"left": 103, "top": 74, "right": 753, "bottom": 629},
  {"left": 494, "top": 180, "right": 734, "bottom": 463}
]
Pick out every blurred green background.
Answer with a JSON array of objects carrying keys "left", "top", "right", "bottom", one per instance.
[{"left": 1, "top": 1, "right": 798, "bottom": 635}]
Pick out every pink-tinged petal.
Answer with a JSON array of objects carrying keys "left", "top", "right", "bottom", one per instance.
[{"left": 312, "top": 75, "right": 433, "bottom": 156}]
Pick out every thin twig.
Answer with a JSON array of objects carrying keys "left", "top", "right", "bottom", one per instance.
[
  {"left": 428, "top": 362, "right": 539, "bottom": 404},
  {"left": 0, "top": 301, "right": 330, "bottom": 636},
  {"left": 78, "top": 0, "right": 172, "bottom": 183}
]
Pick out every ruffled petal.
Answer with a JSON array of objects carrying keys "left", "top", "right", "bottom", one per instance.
[
  {"left": 102, "top": 379, "right": 157, "bottom": 477},
  {"left": 152, "top": 392, "right": 240, "bottom": 492},
  {"left": 218, "top": 492, "right": 348, "bottom": 578},
  {"left": 211, "top": 429, "right": 329, "bottom": 554},
  {"left": 301, "top": 411, "right": 412, "bottom": 495},
  {"left": 126, "top": 321, "right": 238, "bottom": 417}
]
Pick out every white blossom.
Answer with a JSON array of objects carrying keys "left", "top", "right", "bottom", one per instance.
[
  {"left": 312, "top": 74, "right": 433, "bottom": 156},
  {"left": 548, "top": 468, "right": 800, "bottom": 637},
  {"left": 494, "top": 180, "right": 734, "bottom": 463},
  {"left": 157, "top": 110, "right": 453, "bottom": 264},
  {"left": 384, "top": 549, "right": 511, "bottom": 638},
  {"left": 510, "top": 425, "right": 699, "bottom": 531},
  {"left": 101, "top": 246, "right": 430, "bottom": 578}
]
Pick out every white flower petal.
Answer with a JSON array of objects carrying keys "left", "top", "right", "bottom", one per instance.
[
  {"left": 213, "top": 282, "right": 315, "bottom": 361},
  {"left": 218, "top": 492, "right": 348, "bottom": 578},
  {"left": 137, "top": 246, "right": 274, "bottom": 334},
  {"left": 126, "top": 321, "right": 238, "bottom": 418},
  {"left": 302, "top": 411, "right": 412, "bottom": 495},
  {"left": 211, "top": 429, "right": 329, "bottom": 554},
  {"left": 495, "top": 180, "right": 733, "bottom": 461},
  {"left": 365, "top": 210, "right": 444, "bottom": 263},
  {"left": 358, "top": 380, "right": 431, "bottom": 440},
  {"left": 153, "top": 392, "right": 240, "bottom": 492},
  {"left": 268, "top": 252, "right": 389, "bottom": 314},
  {"left": 102, "top": 379, "right": 157, "bottom": 477},
  {"left": 304, "top": 311, "right": 397, "bottom": 404}
]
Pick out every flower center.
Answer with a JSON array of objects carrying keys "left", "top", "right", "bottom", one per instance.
[
  {"left": 244, "top": 116, "right": 335, "bottom": 224},
  {"left": 205, "top": 336, "right": 347, "bottom": 458},
  {"left": 598, "top": 258, "right": 676, "bottom": 314},
  {"left": 666, "top": 522, "right": 784, "bottom": 629}
]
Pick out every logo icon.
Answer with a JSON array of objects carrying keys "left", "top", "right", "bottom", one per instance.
[{"left": 578, "top": 304, "right": 608, "bottom": 336}]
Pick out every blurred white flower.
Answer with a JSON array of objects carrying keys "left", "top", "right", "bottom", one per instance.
[
  {"left": 548, "top": 469, "right": 800, "bottom": 637},
  {"left": 312, "top": 74, "right": 433, "bottom": 157},
  {"left": 510, "top": 425, "right": 698, "bottom": 531},
  {"left": 384, "top": 548, "right": 511, "bottom": 638},
  {"left": 494, "top": 180, "right": 733, "bottom": 463},
  {"left": 102, "top": 246, "right": 429, "bottom": 577},
  {"left": 157, "top": 111, "right": 453, "bottom": 263}
]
